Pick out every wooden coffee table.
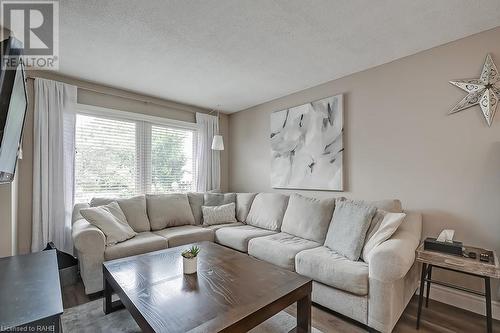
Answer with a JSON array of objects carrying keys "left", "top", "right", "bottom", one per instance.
[{"left": 103, "top": 241, "right": 312, "bottom": 333}]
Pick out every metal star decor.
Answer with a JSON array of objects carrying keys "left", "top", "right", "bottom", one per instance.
[{"left": 449, "top": 54, "right": 500, "bottom": 127}]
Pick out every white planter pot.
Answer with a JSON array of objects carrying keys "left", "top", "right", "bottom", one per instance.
[{"left": 183, "top": 257, "right": 197, "bottom": 274}]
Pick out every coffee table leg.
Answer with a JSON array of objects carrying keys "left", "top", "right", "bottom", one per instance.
[
  {"left": 297, "top": 293, "right": 311, "bottom": 333},
  {"left": 104, "top": 276, "right": 113, "bottom": 314},
  {"left": 103, "top": 274, "right": 125, "bottom": 314}
]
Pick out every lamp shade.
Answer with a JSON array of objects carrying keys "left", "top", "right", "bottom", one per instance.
[{"left": 211, "top": 135, "right": 224, "bottom": 150}]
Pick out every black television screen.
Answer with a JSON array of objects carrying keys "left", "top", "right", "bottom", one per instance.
[{"left": 0, "top": 37, "right": 28, "bottom": 184}]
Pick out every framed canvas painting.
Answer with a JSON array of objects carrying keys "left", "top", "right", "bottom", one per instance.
[{"left": 270, "top": 94, "right": 343, "bottom": 191}]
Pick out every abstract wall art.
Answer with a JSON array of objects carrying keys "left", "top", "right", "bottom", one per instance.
[{"left": 270, "top": 94, "right": 343, "bottom": 191}]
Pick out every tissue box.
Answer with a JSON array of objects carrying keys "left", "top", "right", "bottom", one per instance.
[{"left": 424, "top": 237, "right": 463, "bottom": 256}]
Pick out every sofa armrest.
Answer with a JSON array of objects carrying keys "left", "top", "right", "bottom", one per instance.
[
  {"left": 72, "top": 218, "right": 106, "bottom": 255},
  {"left": 369, "top": 212, "right": 422, "bottom": 282},
  {"left": 72, "top": 218, "right": 106, "bottom": 294},
  {"left": 72, "top": 203, "right": 90, "bottom": 224}
]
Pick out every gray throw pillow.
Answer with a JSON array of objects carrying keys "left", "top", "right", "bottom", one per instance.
[
  {"left": 335, "top": 197, "right": 403, "bottom": 213},
  {"left": 203, "top": 193, "right": 236, "bottom": 206},
  {"left": 202, "top": 202, "right": 237, "bottom": 226},
  {"left": 324, "top": 199, "right": 377, "bottom": 260}
]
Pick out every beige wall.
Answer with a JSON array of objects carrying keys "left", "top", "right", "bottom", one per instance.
[
  {"left": 0, "top": 178, "right": 17, "bottom": 257},
  {"left": 228, "top": 27, "right": 500, "bottom": 300},
  {"left": 0, "top": 183, "right": 12, "bottom": 256},
  {"left": 16, "top": 71, "right": 229, "bottom": 255}
]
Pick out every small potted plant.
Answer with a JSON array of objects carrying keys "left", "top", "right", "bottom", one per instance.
[{"left": 181, "top": 246, "right": 200, "bottom": 274}]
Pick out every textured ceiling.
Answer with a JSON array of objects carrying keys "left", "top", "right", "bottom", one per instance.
[{"left": 58, "top": 0, "right": 500, "bottom": 112}]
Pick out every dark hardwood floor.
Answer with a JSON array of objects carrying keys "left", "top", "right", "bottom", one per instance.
[{"left": 63, "top": 280, "right": 499, "bottom": 332}]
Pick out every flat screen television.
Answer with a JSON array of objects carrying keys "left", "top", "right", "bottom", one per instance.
[{"left": 0, "top": 37, "right": 28, "bottom": 184}]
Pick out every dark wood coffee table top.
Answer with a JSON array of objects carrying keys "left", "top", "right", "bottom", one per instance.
[{"left": 103, "top": 241, "right": 312, "bottom": 333}]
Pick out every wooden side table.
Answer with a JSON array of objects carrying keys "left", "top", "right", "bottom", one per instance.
[{"left": 415, "top": 243, "right": 500, "bottom": 333}]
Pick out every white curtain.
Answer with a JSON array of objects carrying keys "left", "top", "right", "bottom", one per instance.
[
  {"left": 31, "top": 78, "right": 77, "bottom": 254},
  {"left": 195, "top": 113, "right": 220, "bottom": 191}
]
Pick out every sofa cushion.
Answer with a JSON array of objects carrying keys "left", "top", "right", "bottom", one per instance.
[
  {"left": 187, "top": 192, "right": 205, "bottom": 225},
  {"left": 202, "top": 202, "right": 237, "bottom": 226},
  {"left": 312, "top": 281, "right": 368, "bottom": 325},
  {"left": 235, "top": 193, "right": 257, "bottom": 222},
  {"left": 215, "top": 225, "right": 276, "bottom": 252},
  {"left": 203, "top": 193, "right": 236, "bottom": 206},
  {"left": 324, "top": 199, "right": 377, "bottom": 261},
  {"left": 204, "top": 222, "right": 244, "bottom": 231},
  {"left": 146, "top": 193, "right": 195, "bottom": 230},
  {"left": 116, "top": 195, "right": 150, "bottom": 232},
  {"left": 80, "top": 202, "right": 137, "bottom": 246},
  {"left": 246, "top": 193, "right": 289, "bottom": 231},
  {"left": 248, "top": 232, "right": 321, "bottom": 271},
  {"left": 153, "top": 225, "right": 214, "bottom": 248},
  {"left": 368, "top": 199, "right": 403, "bottom": 213},
  {"left": 281, "top": 194, "right": 335, "bottom": 243},
  {"left": 295, "top": 246, "right": 369, "bottom": 296},
  {"left": 89, "top": 197, "right": 115, "bottom": 207},
  {"left": 336, "top": 198, "right": 403, "bottom": 214},
  {"left": 90, "top": 195, "right": 151, "bottom": 232},
  {"left": 104, "top": 232, "right": 168, "bottom": 260}
]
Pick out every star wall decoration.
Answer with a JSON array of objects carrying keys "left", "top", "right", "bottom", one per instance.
[{"left": 449, "top": 54, "right": 500, "bottom": 127}]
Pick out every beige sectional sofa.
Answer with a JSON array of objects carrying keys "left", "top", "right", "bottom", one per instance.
[{"left": 72, "top": 192, "right": 422, "bottom": 333}]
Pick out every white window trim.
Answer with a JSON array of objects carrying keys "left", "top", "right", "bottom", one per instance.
[
  {"left": 76, "top": 104, "right": 199, "bottom": 131},
  {"left": 75, "top": 103, "right": 199, "bottom": 197}
]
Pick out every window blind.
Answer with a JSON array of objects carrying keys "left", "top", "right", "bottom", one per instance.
[
  {"left": 74, "top": 112, "right": 197, "bottom": 203},
  {"left": 149, "top": 125, "right": 196, "bottom": 193}
]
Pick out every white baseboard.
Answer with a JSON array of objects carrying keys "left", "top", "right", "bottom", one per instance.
[{"left": 417, "top": 283, "right": 500, "bottom": 320}]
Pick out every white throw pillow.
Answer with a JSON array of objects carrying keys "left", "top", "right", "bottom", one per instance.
[
  {"left": 202, "top": 203, "right": 237, "bottom": 226},
  {"left": 362, "top": 210, "right": 406, "bottom": 263},
  {"left": 80, "top": 201, "right": 137, "bottom": 246}
]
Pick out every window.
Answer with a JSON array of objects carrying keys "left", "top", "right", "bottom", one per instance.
[{"left": 74, "top": 106, "right": 197, "bottom": 203}]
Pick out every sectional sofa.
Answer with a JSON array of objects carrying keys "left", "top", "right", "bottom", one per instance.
[{"left": 71, "top": 192, "right": 422, "bottom": 333}]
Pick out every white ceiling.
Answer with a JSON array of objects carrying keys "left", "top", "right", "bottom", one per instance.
[{"left": 58, "top": 0, "right": 500, "bottom": 113}]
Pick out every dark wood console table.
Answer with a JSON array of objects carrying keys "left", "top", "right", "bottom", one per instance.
[
  {"left": 0, "top": 250, "right": 63, "bottom": 332},
  {"left": 415, "top": 243, "right": 500, "bottom": 333}
]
